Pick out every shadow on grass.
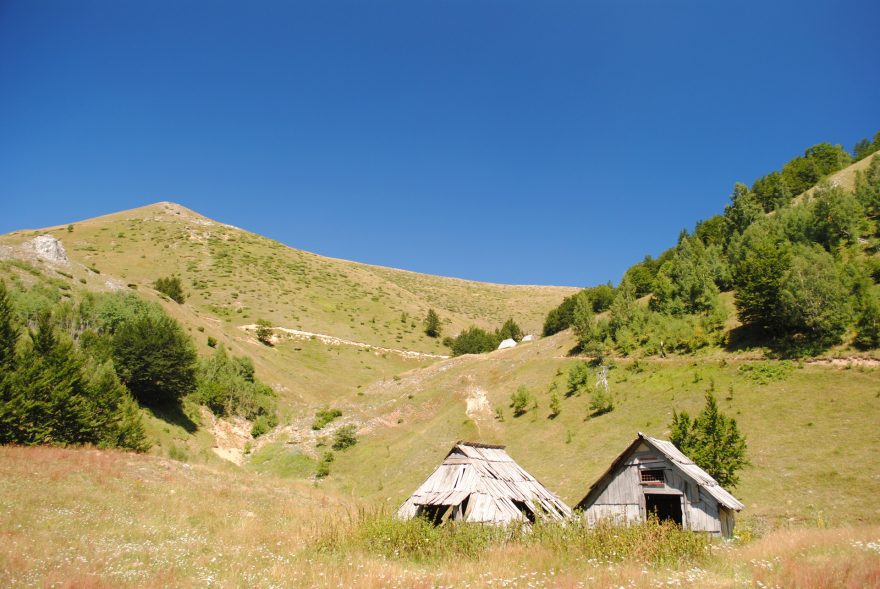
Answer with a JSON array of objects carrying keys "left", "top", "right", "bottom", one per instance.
[
  {"left": 725, "top": 324, "right": 835, "bottom": 359},
  {"left": 145, "top": 401, "right": 198, "bottom": 434}
]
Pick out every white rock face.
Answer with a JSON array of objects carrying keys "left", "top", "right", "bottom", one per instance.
[
  {"left": 521, "top": 334, "right": 536, "bottom": 342},
  {"left": 30, "top": 235, "right": 69, "bottom": 265},
  {"left": 498, "top": 338, "right": 517, "bottom": 350}
]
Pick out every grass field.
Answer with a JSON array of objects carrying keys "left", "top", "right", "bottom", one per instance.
[
  {"left": 324, "top": 329, "right": 880, "bottom": 529},
  {"left": 2, "top": 446, "right": 878, "bottom": 588}
]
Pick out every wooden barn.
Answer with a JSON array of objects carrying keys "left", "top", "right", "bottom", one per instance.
[
  {"left": 397, "top": 441, "right": 571, "bottom": 525},
  {"left": 575, "top": 433, "right": 743, "bottom": 537}
]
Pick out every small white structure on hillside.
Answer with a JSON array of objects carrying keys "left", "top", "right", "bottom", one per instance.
[
  {"left": 497, "top": 338, "right": 517, "bottom": 350},
  {"left": 521, "top": 334, "right": 536, "bottom": 342},
  {"left": 397, "top": 441, "right": 571, "bottom": 525},
  {"left": 575, "top": 433, "right": 743, "bottom": 538}
]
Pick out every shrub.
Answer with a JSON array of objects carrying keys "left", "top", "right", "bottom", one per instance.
[
  {"left": 312, "top": 406, "right": 343, "bottom": 430},
  {"left": 548, "top": 391, "right": 561, "bottom": 418},
  {"left": 510, "top": 385, "right": 534, "bottom": 417},
  {"left": 153, "top": 275, "right": 185, "bottom": 303},
  {"left": 567, "top": 362, "right": 591, "bottom": 396},
  {"left": 331, "top": 425, "right": 358, "bottom": 450},
  {"left": 255, "top": 319, "right": 273, "bottom": 346},
  {"left": 192, "top": 346, "right": 277, "bottom": 423},
  {"left": 496, "top": 318, "right": 523, "bottom": 342},
  {"left": 250, "top": 415, "right": 271, "bottom": 438},
  {"left": 588, "top": 386, "right": 614, "bottom": 417},
  {"left": 316, "top": 451, "right": 334, "bottom": 478},
  {"left": 449, "top": 326, "right": 498, "bottom": 356},
  {"left": 738, "top": 361, "right": 794, "bottom": 384}
]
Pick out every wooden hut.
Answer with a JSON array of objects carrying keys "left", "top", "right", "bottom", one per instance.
[
  {"left": 575, "top": 433, "right": 743, "bottom": 538},
  {"left": 397, "top": 441, "right": 571, "bottom": 525}
]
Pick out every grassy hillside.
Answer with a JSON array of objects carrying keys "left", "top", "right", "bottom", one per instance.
[
  {"left": 323, "top": 325, "right": 880, "bottom": 528},
  {"left": 0, "top": 203, "right": 576, "bottom": 461},
  {"left": 0, "top": 201, "right": 574, "bottom": 351},
  {"left": 2, "top": 174, "right": 879, "bottom": 537}
]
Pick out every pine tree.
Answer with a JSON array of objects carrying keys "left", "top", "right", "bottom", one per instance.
[
  {"left": 424, "top": 309, "right": 441, "bottom": 338},
  {"left": 670, "top": 392, "right": 748, "bottom": 488},
  {"left": 548, "top": 391, "right": 561, "bottom": 418},
  {"left": 0, "top": 282, "right": 20, "bottom": 443},
  {"left": 0, "top": 282, "right": 18, "bottom": 372}
]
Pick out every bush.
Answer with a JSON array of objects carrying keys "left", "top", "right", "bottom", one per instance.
[
  {"left": 496, "top": 318, "right": 523, "bottom": 342},
  {"left": 312, "top": 406, "right": 343, "bottom": 430},
  {"left": 193, "top": 346, "right": 277, "bottom": 424},
  {"left": 250, "top": 415, "right": 271, "bottom": 438},
  {"left": 331, "top": 424, "right": 358, "bottom": 450},
  {"left": 153, "top": 275, "right": 185, "bottom": 303},
  {"left": 567, "top": 362, "right": 591, "bottom": 396},
  {"left": 509, "top": 385, "right": 534, "bottom": 417},
  {"left": 738, "top": 361, "right": 794, "bottom": 384},
  {"left": 449, "top": 326, "right": 499, "bottom": 356},
  {"left": 548, "top": 391, "right": 561, "bottom": 418},
  {"left": 255, "top": 319, "right": 273, "bottom": 346},
  {"left": 315, "top": 451, "right": 334, "bottom": 478},
  {"left": 588, "top": 386, "right": 614, "bottom": 417}
]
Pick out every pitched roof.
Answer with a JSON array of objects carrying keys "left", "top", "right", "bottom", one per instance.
[
  {"left": 577, "top": 432, "right": 744, "bottom": 512},
  {"left": 397, "top": 441, "right": 572, "bottom": 523}
]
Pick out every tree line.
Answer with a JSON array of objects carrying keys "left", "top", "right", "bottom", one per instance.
[
  {"left": 543, "top": 133, "right": 880, "bottom": 356},
  {"left": 0, "top": 274, "right": 278, "bottom": 450}
]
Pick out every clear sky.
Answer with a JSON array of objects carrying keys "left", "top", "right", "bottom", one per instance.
[{"left": 2, "top": 1, "right": 878, "bottom": 287}]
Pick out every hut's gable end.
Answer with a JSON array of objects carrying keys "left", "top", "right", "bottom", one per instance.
[{"left": 577, "top": 433, "right": 742, "bottom": 538}]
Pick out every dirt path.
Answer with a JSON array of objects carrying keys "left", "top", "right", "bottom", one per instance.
[
  {"left": 239, "top": 324, "right": 450, "bottom": 360},
  {"left": 806, "top": 357, "right": 880, "bottom": 368}
]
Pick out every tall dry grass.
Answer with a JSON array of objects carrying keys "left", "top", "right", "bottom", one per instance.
[{"left": 2, "top": 446, "right": 879, "bottom": 588}]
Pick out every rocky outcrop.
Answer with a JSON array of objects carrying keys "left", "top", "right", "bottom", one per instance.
[{"left": 28, "top": 235, "right": 69, "bottom": 265}]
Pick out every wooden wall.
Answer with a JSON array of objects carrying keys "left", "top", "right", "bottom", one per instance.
[{"left": 583, "top": 443, "right": 729, "bottom": 536}]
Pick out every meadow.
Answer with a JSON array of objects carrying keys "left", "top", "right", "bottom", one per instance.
[{"left": 2, "top": 446, "right": 878, "bottom": 588}]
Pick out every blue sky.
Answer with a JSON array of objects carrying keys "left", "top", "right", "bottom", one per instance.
[{"left": 2, "top": 1, "right": 878, "bottom": 287}]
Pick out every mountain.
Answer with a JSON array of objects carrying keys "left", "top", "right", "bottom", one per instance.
[
  {"left": 1, "top": 159, "right": 879, "bottom": 531},
  {"left": 0, "top": 201, "right": 576, "bottom": 406}
]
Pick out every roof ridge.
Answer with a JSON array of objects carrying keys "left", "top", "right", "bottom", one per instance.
[{"left": 455, "top": 440, "right": 506, "bottom": 449}]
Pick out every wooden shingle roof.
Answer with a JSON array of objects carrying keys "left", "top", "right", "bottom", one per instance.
[{"left": 397, "top": 441, "right": 572, "bottom": 523}]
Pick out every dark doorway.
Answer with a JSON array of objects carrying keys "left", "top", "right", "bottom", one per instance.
[
  {"left": 416, "top": 504, "right": 453, "bottom": 526},
  {"left": 645, "top": 494, "right": 682, "bottom": 525}
]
